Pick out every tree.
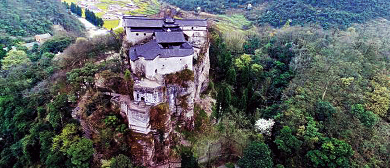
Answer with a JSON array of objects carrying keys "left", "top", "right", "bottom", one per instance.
[
  {"left": 304, "top": 117, "right": 322, "bottom": 149},
  {"left": 351, "top": 104, "right": 378, "bottom": 127},
  {"left": 124, "top": 69, "right": 134, "bottom": 100},
  {"left": 235, "top": 54, "right": 252, "bottom": 70},
  {"left": 306, "top": 138, "right": 353, "bottom": 168},
  {"left": 110, "top": 154, "right": 133, "bottom": 168},
  {"left": 226, "top": 67, "right": 236, "bottom": 85},
  {"left": 52, "top": 124, "right": 80, "bottom": 153},
  {"left": 365, "top": 77, "right": 390, "bottom": 117},
  {"left": 275, "top": 126, "right": 302, "bottom": 154},
  {"left": 238, "top": 141, "right": 273, "bottom": 168},
  {"left": 243, "top": 35, "right": 261, "bottom": 54},
  {"left": 314, "top": 101, "right": 336, "bottom": 121},
  {"left": 66, "top": 138, "right": 94, "bottom": 168},
  {"left": 1, "top": 50, "right": 31, "bottom": 70},
  {"left": 39, "top": 35, "right": 75, "bottom": 54},
  {"left": 181, "top": 147, "right": 199, "bottom": 168},
  {"left": 67, "top": 63, "right": 100, "bottom": 90}
]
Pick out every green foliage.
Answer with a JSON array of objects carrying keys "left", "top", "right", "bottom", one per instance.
[
  {"left": 0, "top": 0, "right": 84, "bottom": 36},
  {"left": 39, "top": 36, "right": 75, "bottom": 54},
  {"left": 66, "top": 138, "right": 94, "bottom": 168},
  {"left": 225, "top": 162, "right": 235, "bottom": 168},
  {"left": 85, "top": 8, "right": 104, "bottom": 27},
  {"left": 306, "top": 138, "right": 353, "bottom": 168},
  {"left": 110, "top": 154, "right": 133, "bottom": 168},
  {"left": 243, "top": 35, "right": 261, "bottom": 54},
  {"left": 351, "top": 104, "right": 378, "bottom": 127},
  {"left": 104, "top": 115, "right": 119, "bottom": 128},
  {"left": 275, "top": 126, "right": 302, "bottom": 154},
  {"left": 1, "top": 50, "right": 31, "bottom": 70},
  {"left": 257, "top": 0, "right": 390, "bottom": 29},
  {"left": 304, "top": 117, "right": 323, "bottom": 148},
  {"left": 314, "top": 101, "right": 336, "bottom": 121},
  {"left": 59, "top": 35, "right": 122, "bottom": 68},
  {"left": 226, "top": 67, "right": 236, "bottom": 85},
  {"left": 238, "top": 141, "right": 273, "bottom": 168},
  {"left": 70, "top": 2, "right": 82, "bottom": 17},
  {"left": 52, "top": 123, "right": 80, "bottom": 153},
  {"left": 164, "top": 69, "right": 194, "bottom": 87},
  {"left": 162, "top": 0, "right": 263, "bottom": 13},
  {"left": 210, "top": 31, "right": 233, "bottom": 81},
  {"left": 216, "top": 83, "right": 232, "bottom": 119},
  {"left": 365, "top": 76, "right": 390, "bottom": 118},
  {"left": 67, "top": 63, "right": 100, "bottom": 90},
  {"left": 235, "top": 54, "right": 252, "bottom": 70},
  {"left": 181, "top": 147, "right": 199, "bottom": 168},
  {"left": 47, "top": 94, "right": 70, "bottom": 130}
]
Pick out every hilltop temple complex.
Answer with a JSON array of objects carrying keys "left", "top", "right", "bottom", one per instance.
[{"left": 120, "top": 16, "right": 209, "bottom": 135}]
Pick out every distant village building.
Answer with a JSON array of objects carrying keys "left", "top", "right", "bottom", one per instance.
[
  {"left": 247, "top": 4, "right": 253, "bottom": 10},
  {"left": 102, "top": 14, "right": 119, "bottom": 20},
  {"left": 87, "top": 5, "right": 103, "bottom": 13},
  {"left": 35, "top": 33, "right": 52, "bottom": 44}
]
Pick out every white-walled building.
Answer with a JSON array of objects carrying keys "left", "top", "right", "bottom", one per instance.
[
  {"left": 123, "top": 16, "right": 208, "bottom": 45},
  {"left": 129, "top": 31, "right": 194, "bottom": 79},
  {"left": 123, "top": 15, "right": 208, "bottom": 109}
]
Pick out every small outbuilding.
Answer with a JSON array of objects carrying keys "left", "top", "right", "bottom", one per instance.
[{"left": 34, "top": 33, "right": 52, "bottom": 44}]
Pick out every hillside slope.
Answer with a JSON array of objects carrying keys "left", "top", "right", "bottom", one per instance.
[
  {"left": 0, "top": 0, "right": 85, "bottom": 36},
  {"left": 256, "top": 0, "right": 390, "bottom": 29}
]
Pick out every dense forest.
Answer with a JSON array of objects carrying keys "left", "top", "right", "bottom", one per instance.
[
  {"left": 205, "top": 19, "right": 390, "bottom": 167},
  {"left": 162, "top": 0, "right": 264, "bottom": 13},
  {"left": 163, "top": 0, "right": 390, "bottom": 29},
  {"left": 256, "top": 0, "right": 390, "bottom": 29},
  {"left": 0, "top": 33, "right": 123, "bottom": 167},
  {"left": 0, "top": 0, "right": 85, "bottom": 36}
]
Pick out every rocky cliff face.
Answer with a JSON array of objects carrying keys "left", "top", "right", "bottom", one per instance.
[{"left": 96, "top": 41, "right": 210, "bottom": 166}]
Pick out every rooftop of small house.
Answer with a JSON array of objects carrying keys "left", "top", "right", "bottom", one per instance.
[{"left": 35, "top": 33, "right": 51, "bottom": 39}]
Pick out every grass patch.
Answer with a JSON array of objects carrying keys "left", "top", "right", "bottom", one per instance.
[
  {"left": 103, "top": 19, "right": 120, "bottom": 30},
  {"left": 96, "top": 3, "right": 109, "bottom": 10},
  {"left": 215, "top": 14, "right": 252, "bottom": 33},
  {"left": 96, "top": 12, "right": 105, "bottom": 18}
]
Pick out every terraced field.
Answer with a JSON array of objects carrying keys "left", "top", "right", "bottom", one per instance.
[{"left": 62, "top": 0, "right": 160, "bottom": 29}]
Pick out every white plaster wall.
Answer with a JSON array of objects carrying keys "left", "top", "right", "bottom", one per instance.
[
  {"left": 130, "top": 57, "right": 146, "bottom": 76},
  {"left": 133, "top": 90, "right": 162, "bottom": 105},
  {"left": 125, "top": 28, "right": 153, "bottom": 44},
  {"left": 181, "top": 26, "right": 207, "bottom": 31},
  {"left": 180, "top": 28, "right": 208, "bottom": 48},
  {"left": 131, "top": 54, "right": 194, "bottom": 79}
]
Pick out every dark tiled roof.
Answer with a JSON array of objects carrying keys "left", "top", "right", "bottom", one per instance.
[
  {"left": 129, "top": 40, "right": 194, "bottom": 61},
  {"left": 130, "top": 27, "right": 164, "bottom": 32},
  {"left": 155, "top": 32, "right": 186, "bottom": 43},
  {"left": 124, "top": 18, "right": 164, "bottom": 28},
  {"left": 123, "top": 16, "right": 207, "bottom": 29},
  {"left": 175, "top": 19, "right": 208, "bottom": 27}
]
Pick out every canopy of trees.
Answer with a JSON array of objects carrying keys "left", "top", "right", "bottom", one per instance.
[
  {"left": 255, "top": 0, "right": 390, "bottom": 29},
  {"left": 208, "top": 18, "right": 390, "bottom": 167},
  {"left": 0, "top": 0, "right": 85, "bottom": 37},
  {"left": 162, "top": 0, "right": 263, "bottom": 13}
]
